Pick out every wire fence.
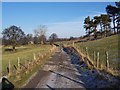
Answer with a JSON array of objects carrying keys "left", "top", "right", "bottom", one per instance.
[
  {"left": 74, "top": 45, "right": 120, "bottom": 76},
  {"left": 1, "top": 45, "right": 57, "bottom": 82}
]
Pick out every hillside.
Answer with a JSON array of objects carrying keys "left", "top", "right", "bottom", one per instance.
[{"left": 75, "top": 34, "right": 120, "bottom": 75}]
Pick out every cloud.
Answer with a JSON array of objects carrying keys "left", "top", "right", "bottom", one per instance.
[
  {"left": 87, "top": 11, "right": 107, "bottom": 19},
  {"left": 45, "top": 10, "right": 107, "bottom": 38},
  {"left": 88, "top": 11, "right": 106, "bottom": 15},
  {"left": 46, "top": 19, "right": 85, "bottom": 38}
]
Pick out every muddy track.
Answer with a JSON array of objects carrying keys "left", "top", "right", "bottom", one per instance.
[
  {"left": 63, "top": 46, "right": 120, "bottom": 88},
  {"left": 22, "top": 46, "right": 120, "bottom": 89}
]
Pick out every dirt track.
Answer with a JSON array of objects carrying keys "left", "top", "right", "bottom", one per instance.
[{"left": 22, "top": 47, "right": 119, "bottom": 89}]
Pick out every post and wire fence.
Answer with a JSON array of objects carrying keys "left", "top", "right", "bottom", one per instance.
[
  {"left": 1, "top": 45, "right": 57, "bottom": 82},
  {"left": 74, "top": 45, "right": 119, "bottom": 76}
]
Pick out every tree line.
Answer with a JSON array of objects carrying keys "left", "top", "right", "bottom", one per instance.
[
  {"left": 1, "top": 24, "right": 75, "bottom": 51},
  {"left": 84, "top": 2, "right": 120, "bottom": 39},
  {"left": 1, "top": 25, "right": 59, "bottom": 51},
  {"left": 2, "top": 2, "right": 119, "bottom": 51}
]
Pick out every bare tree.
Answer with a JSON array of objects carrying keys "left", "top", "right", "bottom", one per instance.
[{"left": 34, "top": 25, "right": 47, "bottom": 44}]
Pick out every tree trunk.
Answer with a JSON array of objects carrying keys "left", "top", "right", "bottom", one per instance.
[
  {"left": 105, "top": 25, "right": 107, "bottom": 37},
  {"left": 113, "top": 16, "right": 116, "bottom": 34},
  {"left": 118, "top": 22, "right": 120, "bottom": 33},
  {"left": 88, "top": 29, "right": 90, "bottom": 40},
  {"left": 100, "top": 23, "right": 103, "bottom": 32},
  {"left": 94, "top": 28, "right": 97, "bottom": 39},
  {"left": 117, "top": 22, "right": 118, "bottom": 33},
  {"left": 116, "top": 16, "right": 120, "bottom": 34},
  {"left": 100, "top": 23, "right": 103, "bottom": 38}
]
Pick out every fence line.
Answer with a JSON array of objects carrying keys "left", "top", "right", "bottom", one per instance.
[
  {"left": 74, "top": 46, "right": 110, "bottom": 70},
  {"left": 3, "top": 45, "right": 57, "bottom": 82},
  {"left": 74, "top": 45, "right": 120, "bottom": 76}
]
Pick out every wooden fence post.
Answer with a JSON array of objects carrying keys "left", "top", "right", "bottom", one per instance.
[
  {"left": 97, "top": 52, "right": 99, "bottom": 68},
  {"left": 86, "top": 47, "right": 88, "bottom": 57},
  {"left": 16, "top": 57, "right": 21, "bottom": 81},
  {"left": 106, "top": 51, "right": 109, "bottom": 69},
  {"left": 26, "top": 60, "right": 29, "bottom": 72},
  {"left": 44, "top": 53, "right": 46, "bottom": 56},
  {"left": 25, "top": 60, "right": 28, "bottom": 74},
  {"left": 33, "top": 53, "right": 37, "bottom": 65},
  {"left": 18, "top": 57, "right": 20, "bottom": 68},
  {"left": 33, "top": 53, "right": 36, "bottom": 60},
  {"left": 41, "top": 54, "right": 43, "bottom": 59},
  {"left": 72, "top": 41, "right": 75, "bottom": 47},
  {"left": 29, "top": 60, "right": 32, "bottom": 71},
  {"left": 8, "top": 60, "right": 11, "bottom": 77},
  {"left": 93, "top": 51, "right": 96, "bottom": 67}
]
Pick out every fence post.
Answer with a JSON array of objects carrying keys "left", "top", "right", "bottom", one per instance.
[
  {"left": 97, "top": 52, "right": 99, "bottom": 68},
  {"left": 41, "top": 54, "right": 43, "bottom": 59},
  {"left": 18, "top": 57, "right": 20, "bottom": 68},
  {"left": 27, "top": 60, "right": 30, "bottom": 72},
  {"left": 16, "top": 57, "right": 21, "bottom": 81},
  {"left": 72, "top": 41, "right": 75, "bottom": 47},
  {"left": 93, "top": 51, "right": 96, "bottom": 67},
  {"left": 8, "top": 60, "right": 11, "bottom": 77},
  {"left": 33, "top": 53, "right": 37, "bottom": 65},
  {"left": 25, "top": 60, "right": 28, "bottom": 74},
  {"left": 86, "top": 47, "right": 88, "bottom": 57},
  {"left": 44, "top": 53, "right": 46, "bottom": 56},
  {"left": 106, "top": 51, "right": 109, "bottom": 69},
  {"left": 33, "top": 53, "right": 36, "bottom": 60},
  {"left": 29, "top": 60, "right": 32, "bottom": 71}
]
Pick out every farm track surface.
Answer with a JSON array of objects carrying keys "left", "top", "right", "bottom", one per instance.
[{"left": 22, "top": 47, "right": 119, "bottom": 89}]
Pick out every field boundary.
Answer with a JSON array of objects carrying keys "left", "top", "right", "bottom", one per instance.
[
  {"left": 69, "top": 44, "right": 120, "bottom": 77},
  {"left": 2, "top": 45, "right": 57, "bottom": 88}
]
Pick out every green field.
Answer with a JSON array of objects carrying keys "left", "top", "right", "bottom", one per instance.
[
  {"left": 2, "top": 45, "right": 52, "bottom": 71},
  {"left": 75, "top": 34, "right": 120, "bottom": 70},
  {"left": 1, "top": 44, "right": 53, "bottom": 87}
]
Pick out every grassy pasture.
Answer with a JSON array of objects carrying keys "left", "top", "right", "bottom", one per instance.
[
  {"left": 1, "top": 44, "right": 53, "bottom": 87},
  {"left": 2, "top": 44, "right": 52, "bottom": 71},
  {"left": 75, "top": 34, "right": 120, "bottom": 71}
]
